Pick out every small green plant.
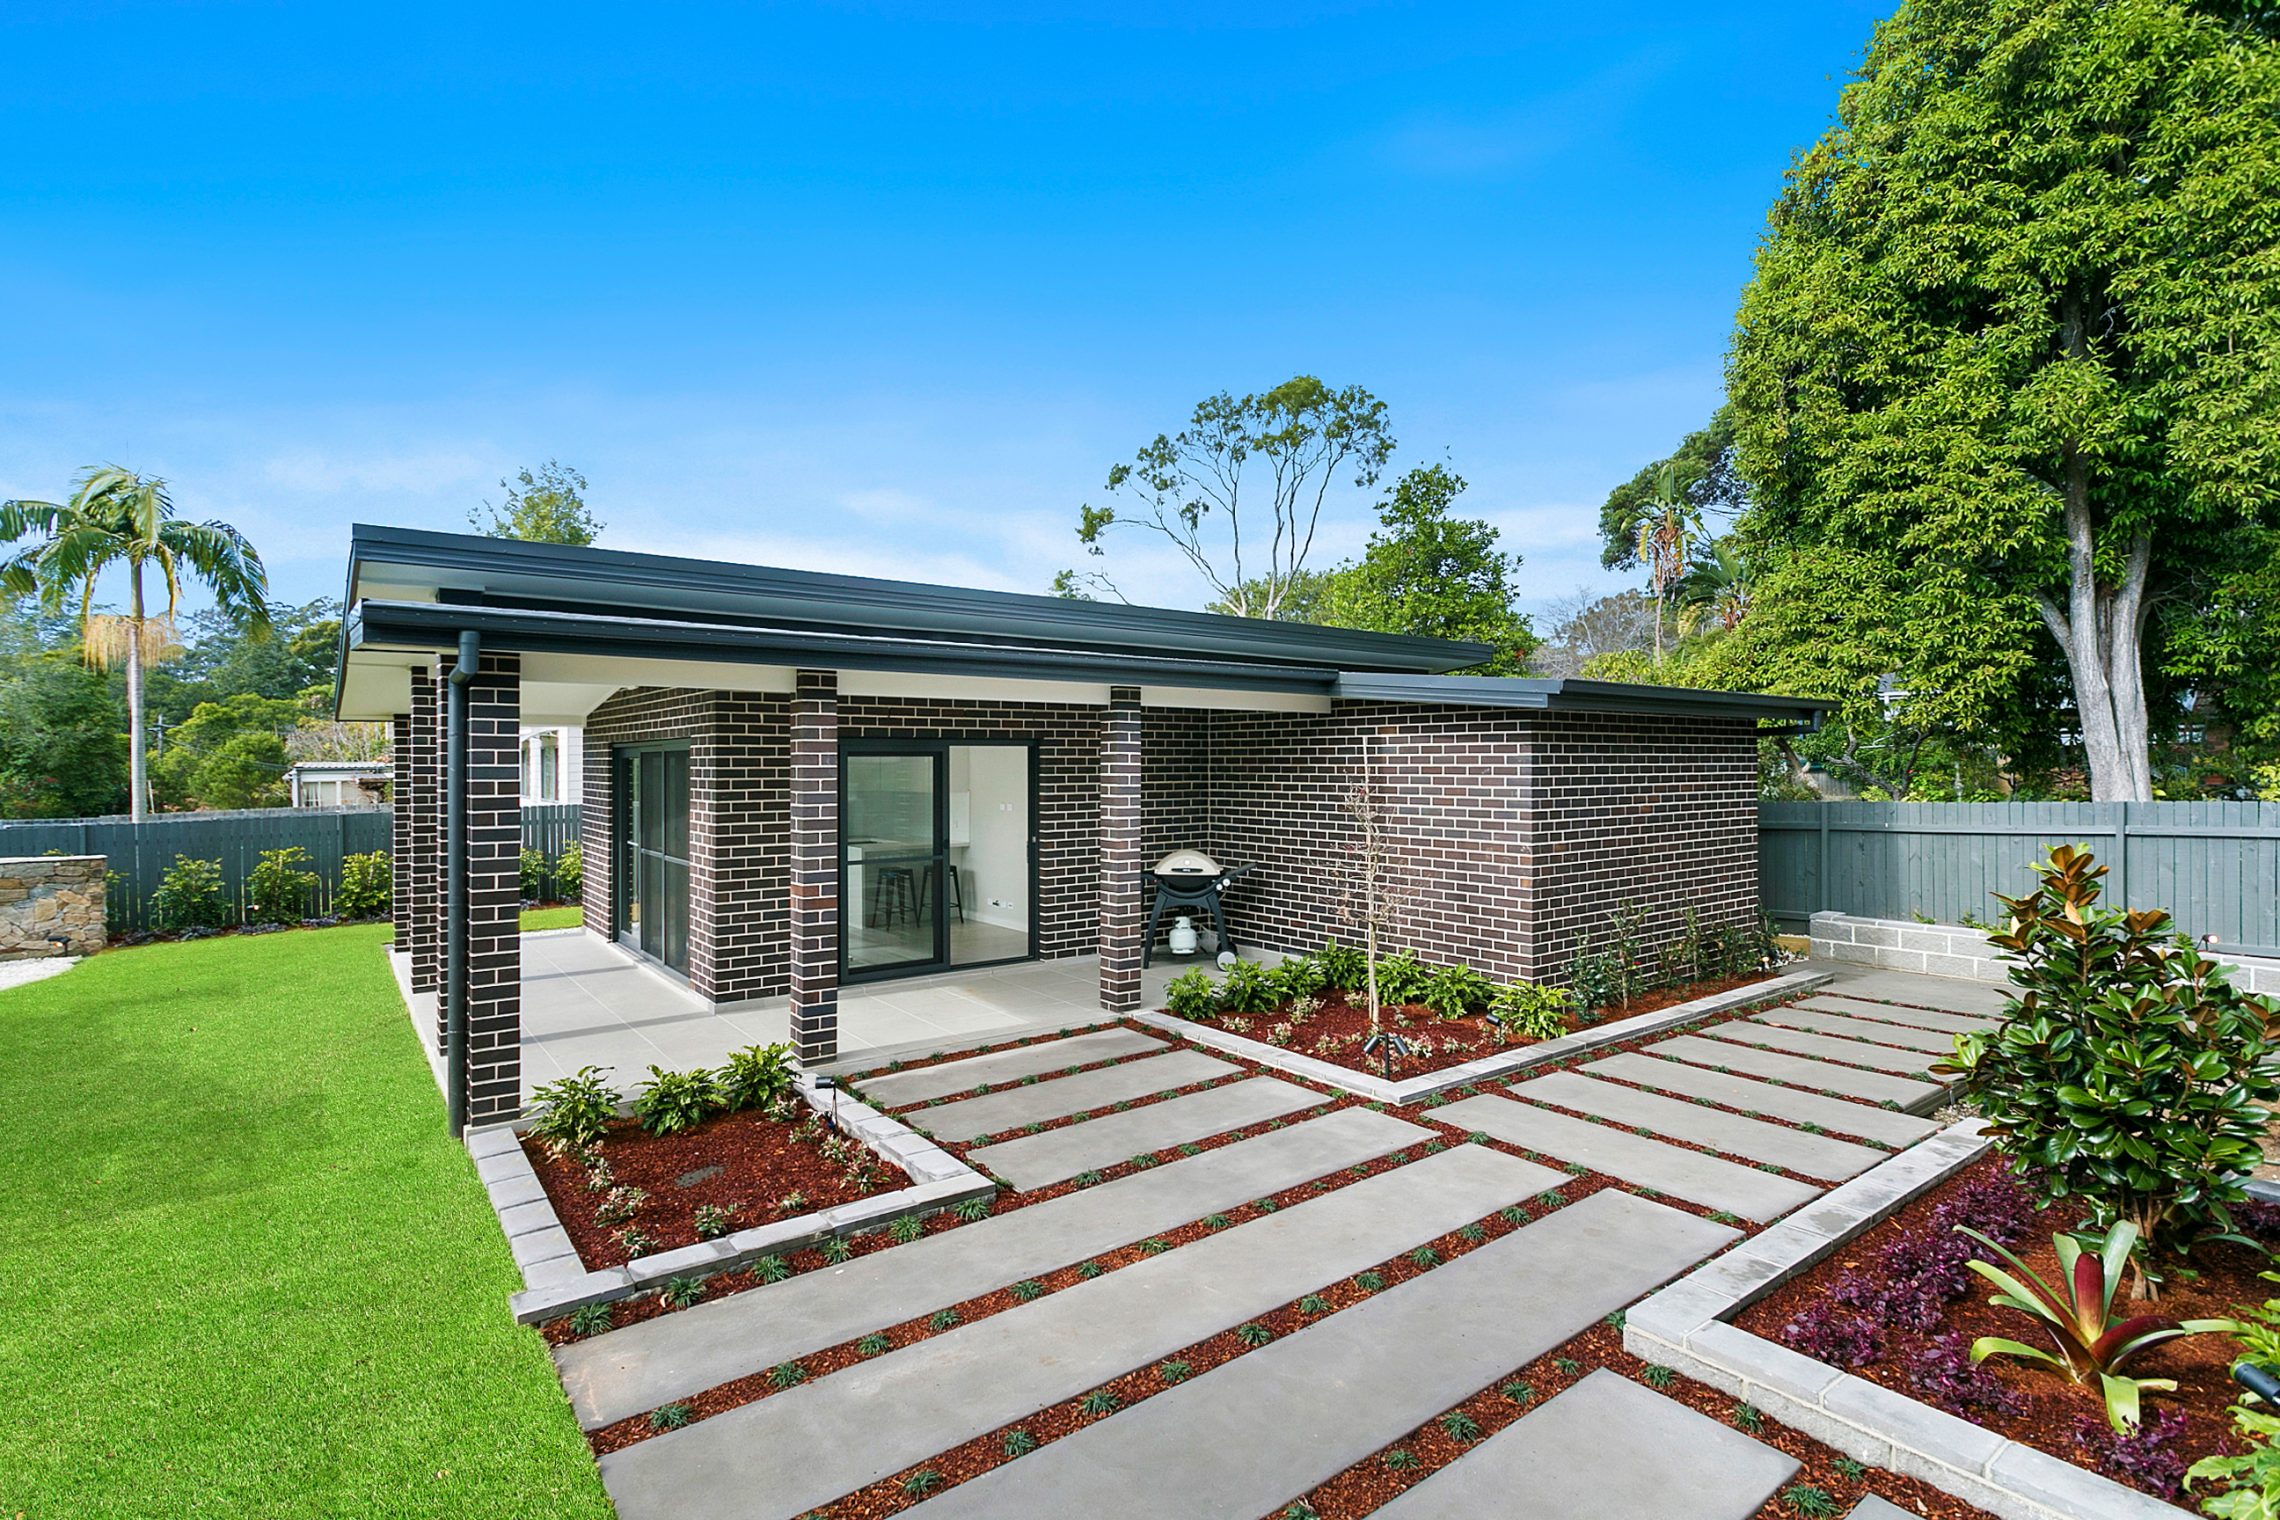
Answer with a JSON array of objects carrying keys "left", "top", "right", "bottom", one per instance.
[
  {"left": 1384, "top": 1449, "right": 1420, "bottom": 1470},
  {"left": 614, "top": 1225, "right": 656, "bottom": 1257},
  {"left": 334, "top": 851, "right": 392, "bottom": 919},
  {"left": 1315, "top": 938, "right": 1367, "bottom": 989},
  {"left": 1203, "top": 1213, "right": 1232, "bottom": 1230},
  {"left": 566, "top": 1302, "right": 613, "bottom": 1337},
  {"left": 1501, "top": 1380, "right": 1536, "bottom": 1405},
  {"left": 648, "top": 1402, "right": 692, "bottom": 1431},
  {"left": 1418, "top": 963, "right": 1496, "bottom": 1019},
  {"left": 1554, "top": 1357, "right": 1580, "bottom": 1375},
  {"left": 1354, "top": 1270, "right": 1385, "bottom": 1292},
  {"left": 244, "top": 845, "right": 318, "bottom": 924},
  {"left": 1782, "top": 1486, "right": 1840, "bottom": 1518},
  {"left": 1440, "top": 1410, "right": 1482, "bottom": 1442},
  {"left": 150, "top": 854, "right": 230, "bottom": 930},
  {"left": 1073, "top": 1169, "right": 1106, "bottom": 1187},
  {"left": 1079, "top": 1389, "right": 1120, "bottom": 1416},
  {"left": 1565, "top": 945, "right": 1618, "bottom": 1011},
  {"left": 1409, "top": 1245, "right": 1440, "bottom": 1268},
  {"left": 633, "top": 1064, "right": 723, "bottom": 1137},
  {"left": 928, "top": 1308, "right": 960, "bottom": 1331},
  {"left": 717, "top": 1043, "right": 797, "bottom": 1112},
  {"left": 1237, "top": 1322, "right": 1273, "bottom": 1346},
  {"left": 1164, "top": 969, "right": 1219, "bottom": 1020},
  {"left": 750, "top": 1255, "right": 790, "bottom": 1283},
  {"left": 1961, "top": 1218, "right": 2238, "bottom": 1428},
  {"left": 554, "top": 839, "right": 585, "bottom": 900},
  {"left": 1002, "top": 1428, "right": 1038, "bottom": 1457},
  {"left": 1138, "top": 1237, "right": 1171, "bottom": 1255},
  {"left": 856, "top": 1333, "right": 891, "bottom": 1355},
  {"left": 1607, "top": 901, "right": 1648, "bottom": 1004},
  {"left": 1487, "top": 981, "right": 1572, "bottom": 1042},
  {"left": 660, "top": 1275, "right": 704, "bottom": 1309},
  {"left": 1220, "top": 959, "right": 1282, "bottom": 1014},
  {"left": 1011, "top": 1279, "right": 1045, "bottom": 1301},
  {"left": 890, "top": 1215, "right": 924, "bottom": 1243},
  {"left": 2188, "top": 1401, "right": 2280, "bottom": 1517},
  {"left": 1157, "top": 1358, "right": 1193, "bottom": 1384},
  {"left": 1371, "top": 950, "right": 1429, "bottom": 1006},
  {"left": 1832, "top": 1457, "right": 1865, "bottom": 1482},
  {"left": 1642, "top": 1363, "right": 1674, "bottom": 1389},
  {"left": 525, "top": 1066, "right": 622, "bottom": 1154},
  {"left": 693, "top": 1203, "right": 738, "bottom": 1240},
  {"left": 951, "top": 1195, "right": 992, "bottom": 1223},
  {"left": 519, "top": 845, "right": 550, "bottom": 900},
  {"left": 767, "top": 1360, "right": 807, "bottom": 1388},
  {"left": 901, "top": 1469, "right": 941, "bottom": 1497},
  {"left": 1299, "top": 1293, "right": 1331, "bottom": 1315},
  {"left": 822, "top": 1236, "right": 854, "bottom": 1264},
  {"left": 1733, "top": 1402, "right": 1763, "bottom": 1432}
]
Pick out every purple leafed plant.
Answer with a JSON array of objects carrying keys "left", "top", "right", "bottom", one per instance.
[
  {"left": 2073, "top": 1407, "right": 2189, "bottom": 1497},
  {"left": 1930, "top": 1169, "right": 2038, "bottom": 1245},
  {"left": 1906, "top": 1333, "right": 2022, "bottom": 1417},
  {"left": 1781, "top": 1301, "right": 1883, "bottom": 1367}
]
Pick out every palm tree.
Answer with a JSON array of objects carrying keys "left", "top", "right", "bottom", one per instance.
[
  {"left": 1633, "top": 462, "right": 1700, "bottom": 666},
  {"left": 1, "top": 467, "right": 269, "bottom": 819},
  {"left": 1676, "top": 537, "right": 1750, "bottom": 635}
]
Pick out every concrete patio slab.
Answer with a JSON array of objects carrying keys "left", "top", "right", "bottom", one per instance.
[
  {"left": 1510, "top": 1071, "right": 1886, "bottom": 1182},
  {"left": 905, "top": 1047, "right": 1237, "bottom": 1142},
  {"left": 1645, "top": 1034, "right": 1942, "bottom": 1109},
  {"left": 1367, "top": 1369, "right": 1798, "bottom": 1520},
  {"left": 1582, "top": 1052, "right": 1938, "bottom": 1148},
  {"left": 1796, "top": 995, "right": 1994, "bottom": 1035},
  {"left": 556, "top": 1106, "right": 1431, "bottom": 1429},
  {"left": 1711, "top": 1021, "right": 1939, "bottom": 1076},
  {"left": 1815, "top": 964, "right": 2008, "bottom": 1016},
  {"left": 599, "top": 1145, "right": 1562, "bottom": 1520},
  {"left": 1755, "top": 1007, "right": 1960, "bottom": 1055},
  {"left": 1436, "top": 1093, "right": 1822, "bottom": 1221},
  {"left": 905, "top": 1192, "right": 1738, "bottom": 1520},
  {"left": 964, "top": 1075, "right": 1325, "bottom": 1190},
  {"left": 851, "top": 1028, "right": 1167, "bottom": 1108}
]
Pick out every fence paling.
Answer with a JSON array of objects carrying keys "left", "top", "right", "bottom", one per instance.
[
  {"left": 1759, "top": 800, "right": 2280, "bottom": 953},
  {"left": 0, "top": 803, "right": 585, "bottom": 933}
]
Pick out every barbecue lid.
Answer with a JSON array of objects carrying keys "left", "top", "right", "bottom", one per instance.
[{"left": 1152, "top": 848, "right": 1223, "bottom": 877}]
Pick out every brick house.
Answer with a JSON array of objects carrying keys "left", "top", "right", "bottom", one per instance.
[{"left": 335, "top": 525, "right": 1824, "bottom": 1129}]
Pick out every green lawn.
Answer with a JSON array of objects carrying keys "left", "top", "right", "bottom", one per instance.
[
  {"left": 520, "top": 905, "right": 583, "bottom": 932},
  {"left": 0, "top": 925, "right": 614, "bottom": 1519}
]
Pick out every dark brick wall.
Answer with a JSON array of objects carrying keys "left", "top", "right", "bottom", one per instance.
[
  {"left": 464, "top": 652, "right": 523, "bottom": 1125},
  {"left": 787, "top": 671, "right": 839, "bottom": 1060},
  {"left": 407, "top": 668, "right": 440, "bottom": 995}
]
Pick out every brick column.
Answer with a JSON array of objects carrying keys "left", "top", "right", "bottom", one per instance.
[
  {"left": 787, "top": 670, "right": 840, "bottom": 1063},
  {"left": 1098, "top": 686, "right": 1145, "bottom": 1012},
  {"left": 389, "top": 710, "right": 413, "bottom": 935},
  {"left": 408, "top": 666, "right": 441, "bottom": 995},
  {"left": 463, "top": 652, "right": 523, "bottom": 1126}
]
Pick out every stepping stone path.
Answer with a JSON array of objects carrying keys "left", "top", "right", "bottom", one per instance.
[
  {"left": 904, "top": 1047, "right": 1237, "bottom": 1142},
  {"left": 908, "top": 1195, "right": 1738, "bottom": 1520},
  {"left": 855, "top": 1027, "right": 1166, "bottom": 1108},
  {"left": 556, "top": 1107, "right": 1431, "bottom": 1430},
  {"left": 1707, "top": 1019, "right": 1939, "bottom": 1076},
  {"left": 1582, "top": 1051, "right": 1937, "bottom": 1147},
  {"left": 1842, "top": 1498, "right": 1919, "bottom": 1520},
  {"left": 601, "top": 1146, "right": 1561, "bottom": 1520},
  {"left": 1644, "top": 1032, "right": 1942, "bottom": 1110},
  {"left": 1368, "top": 1369, "right": 1798, "bottom": 1520},
  {"left": 1509, "top": 1070, "right": 1887, "bottom": 1182},
  {"left": 966, "top": 1074, "right": 1322, "bottom": 1189},
  {"left": 1797, "top": 994, "right": 1994, "bottom": 1036},
  {"left": 1754, "top": 1006, "right": 1961, "bottom": 1055}
]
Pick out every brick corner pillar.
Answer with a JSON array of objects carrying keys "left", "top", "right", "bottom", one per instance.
[
  {"left": 463, "top": 651, "right": 523, "bottom": 1127},
  {"left": 408, "top": 666, "right": 441, "bottom": 995},
  {"left": 389, "top": 709, "right": 414, "bottom": 936},
  {"left": 787, "top": 669, "right": 840, "bottom": 1064},
  {"left": 1098, "top": 685, "right": 1145, "bottom": 1012}
]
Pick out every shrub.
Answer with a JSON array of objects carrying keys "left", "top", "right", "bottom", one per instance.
[
  {"left": 150, "top": 854, "right": 229, "bottom": 931},
  {"left": 334, "top": 851, "right": 391, "bottom": 919},
  {"left": 1943, "top": 845, "right": 2280, "bottom": 1263},
  {"left": 1274, "top": 955, "right": 1328, "bottom": 1002},
  {"left": 1418, "top": 963, "right": 1496, "bottom": 1019},
  {"left": 1315, "top": 938, "right": 1367, "bottom": 989},
  {"left": 1219, "top": 960, "right": 1281, "bottom": 1014},
  {"left": 243, "top": 846, "right": 317, "bottom": 924},
  {"left": 554, "top": 840, "right": 585, "bottom": 901},
  {"left": 1565, "top": 947, "right": 1618, "bottom": 1011},
  {"left": 526, "top": 1066, "right": 621, "bottom": 1153},
  {"left": 693, "top": 1203, "right": 738, "bottom": 1240},
  {"left": 1370, "top": 949, "right": 1428, "bottom": 1006},
  {"left": 2188, "top": 1403, "right": 2280, "bottom": 1518},
  {"left": 717, "top": 1042, "right": 797, "bottom": 1112},
  {"left": 634, "top": 1065, "right": 725, "bottom": 1137},
  {"left": 1164, "top": 969, "right": 1219, "bottom": 1020},
  {"left": 1488, "top": 981, "right": 1571, "bottom": 1042},
  {"left": 518, "top": 846, "right": 548, "bottom": 901}
]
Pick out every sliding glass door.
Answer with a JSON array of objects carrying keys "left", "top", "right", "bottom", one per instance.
[
  {"left": 615, "top": 743, "right": 690, "bottom": 975},
  {"left": 842, "top": 740, "right": 1034, "bottom": 981}
]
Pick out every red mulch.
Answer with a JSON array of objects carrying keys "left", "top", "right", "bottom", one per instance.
[
  {"left": 524, "top": 1108, "right": 908, "bottom": 1269},
  {"left": 1157, "top": 971, "right": 1775, "bottom": 1080},
  {"left": 1738, "top": 1158, "right": 2263, "bottom": 1506}
]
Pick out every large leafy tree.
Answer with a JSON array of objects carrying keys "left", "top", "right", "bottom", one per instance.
[
  {"left": 469, "top": 460, "right": 603, "bottom": 545},
  {"left": 1069, "top": 376, "right": 1394, "bottom": 618},
  {"left": 154, "top": 693, "right": 301, "bottom": 811},
  {"left": 1316, "top": 464, "right": 1535, "bottom": 671},
  {"left": 1598, "top": 408, "right": 1746, "bottom": 571},
  {"left": 0, "top": 600, "right": 128, "bottom": 818},
  {"left": 1728, "top": 0, "right": 2280, "bottom": 800},
  {"left": 1, "top": 468, "right": 269, "bottom": 819}
]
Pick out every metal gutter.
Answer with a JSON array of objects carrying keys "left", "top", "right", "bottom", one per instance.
[
  {"left": 345, "top": 523, "right": 1492, "bottom": 674},
  {"left": 352, "top": 599, "right": 1347, "bottom": 695},
  {"left": 1331, "top": 672, "right": 1833, "bottom": 724}
]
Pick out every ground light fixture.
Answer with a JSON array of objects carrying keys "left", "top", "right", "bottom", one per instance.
[
  {"left": 1362, "top": 1029, "right": 1413, "bottom": 1081},
  {"left": 814, "top": 1075, "right": 841, "bottom": 1133}
]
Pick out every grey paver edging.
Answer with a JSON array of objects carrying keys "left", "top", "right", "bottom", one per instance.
[
  {"left": 1622, "top": 1120, "right": 2180, "bottom": 1520},
  {"left": 1130, "top": 968, "right": 1832, "bottom": 1104},
  {"left": 472, "top": 1074, "right": 995, "bottom": 1324}
]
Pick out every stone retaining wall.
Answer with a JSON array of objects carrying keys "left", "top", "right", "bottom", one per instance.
[
  {"left": 1809, "top": 910, "right": 2280, "bottom": 997},
  {"left": 0, "top": 855, "right": 106, "bottom": 960}
]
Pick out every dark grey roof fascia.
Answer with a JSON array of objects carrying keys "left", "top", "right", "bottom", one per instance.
[
  {"left": 346, "top": 523, "right": 1492, "bottom": 674},
  {"left": 1331, "top": 673, "right": 1832, "bottom": 723},
  {"left": 351, "top": 600, "right": 1343, "bottom": 695}
]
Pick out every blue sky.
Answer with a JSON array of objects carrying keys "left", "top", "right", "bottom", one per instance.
[{"left": 0, "top": 1, "right": 1886, "bottom": 621}]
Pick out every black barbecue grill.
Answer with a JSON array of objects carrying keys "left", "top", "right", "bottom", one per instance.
[{"left": 1143, "top": 849, "right": 1253, "bottom": 968}]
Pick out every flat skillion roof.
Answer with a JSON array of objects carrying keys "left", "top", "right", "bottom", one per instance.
[{"left": 334, "top": 524, "right": 1830, "bottom": 725}]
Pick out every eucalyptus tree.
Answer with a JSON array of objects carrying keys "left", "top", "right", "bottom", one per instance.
[{"left": 0, "top": 468, "right": 269, "bottom": 818}]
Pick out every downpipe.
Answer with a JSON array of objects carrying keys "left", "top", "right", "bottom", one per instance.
[{"left": 445, "top": 630, "right": 480, "bottom": 1136}]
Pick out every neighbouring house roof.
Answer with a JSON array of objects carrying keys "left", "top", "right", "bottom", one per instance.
[{"left": 333, "top": 524, "right": 1827, "bottom": 726}]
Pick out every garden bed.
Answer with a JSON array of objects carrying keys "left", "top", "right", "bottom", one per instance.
[
  {"left": 524, "top": 1105, "right": 911, "bottom": 1269},
  {"left": 1734, "top": 1157, "right": 2265, "bottom": 1507}
]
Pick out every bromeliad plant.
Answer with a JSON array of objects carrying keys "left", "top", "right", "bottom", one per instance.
[
  {"left": 1940, "top": 845, "right": 2280, "bottom": 1287},
  {"left": 1959, "top": 1219, "right": 2239, "bottom": 1430}
]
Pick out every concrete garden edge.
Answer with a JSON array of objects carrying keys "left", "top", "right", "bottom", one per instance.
[
  {"left": 1622, "top": 1120, "right": 2182, "bottom": 1520},
  {"left": 470, "top": 1073, "right": 996, "bottom": 1324},
  {"left": 1131, "top": 968, "right": 1833, "bottom": 1105}
]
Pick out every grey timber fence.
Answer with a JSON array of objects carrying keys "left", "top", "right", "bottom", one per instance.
[{"left": 1759, "top": 800, "right": 2280, "bottom": 957}]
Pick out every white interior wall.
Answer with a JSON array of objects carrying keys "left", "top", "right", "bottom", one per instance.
[{"left": 953, "top": 745, "right": 1030, "bottom": 933}]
